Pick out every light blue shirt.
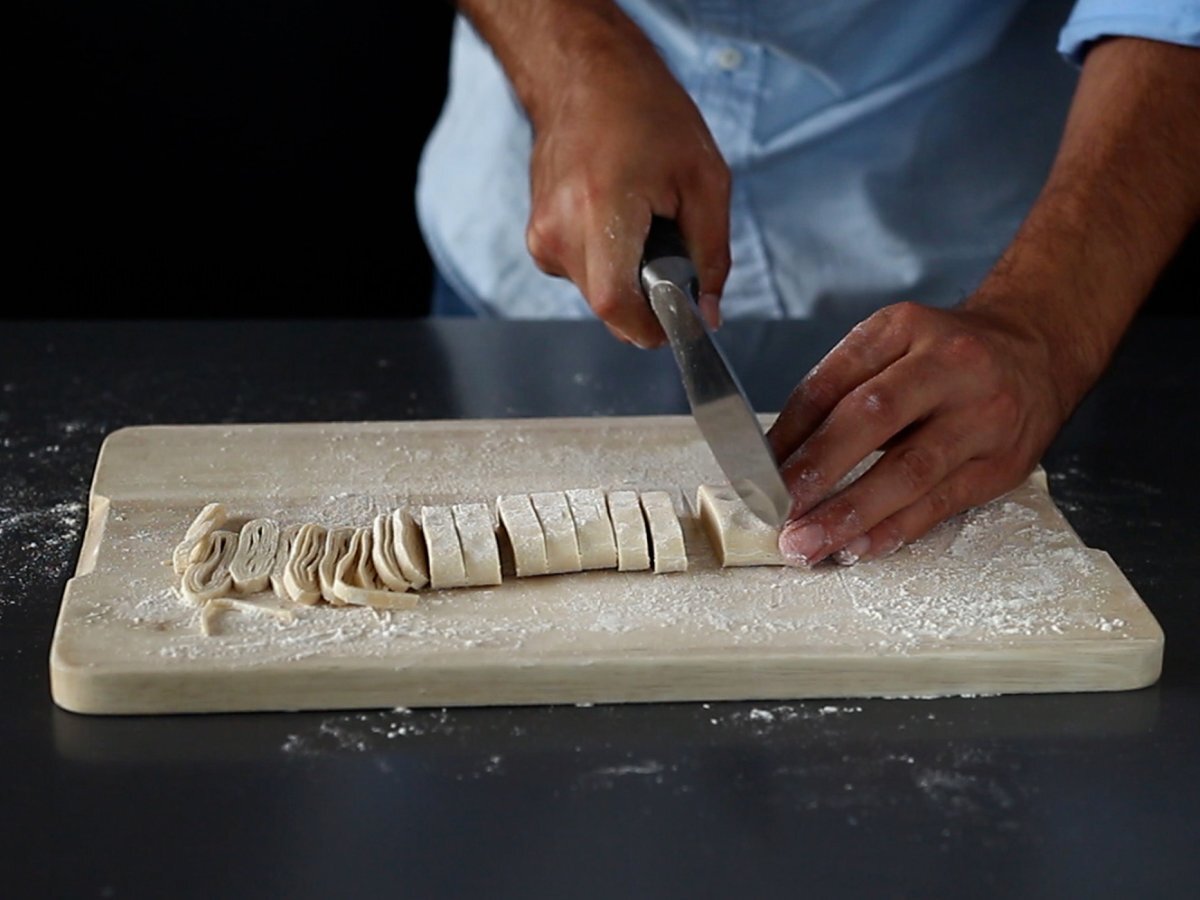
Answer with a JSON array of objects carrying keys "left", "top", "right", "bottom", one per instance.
[{"left": 416, "top": 0, "right": 1200, "bottom": 320}]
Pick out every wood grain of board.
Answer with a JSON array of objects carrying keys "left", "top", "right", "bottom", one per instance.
[{"left": 49, "top": 417, "right": 1163, "bottom": 715}]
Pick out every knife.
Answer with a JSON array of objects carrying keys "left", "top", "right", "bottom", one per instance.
[{"left": 639, "top": 215, "right": 792, "bottom": 529}]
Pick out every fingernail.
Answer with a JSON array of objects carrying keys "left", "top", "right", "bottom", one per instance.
[
  {"left": 832, "top": 535, "right": 871, "bottom": 567},
  {"left": 779, "top": 522, "right": 826, "bottom": 567}
]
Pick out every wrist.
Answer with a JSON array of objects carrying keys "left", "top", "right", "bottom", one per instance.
[{"left": 963, "top": 204, "right": 1125, "bottom": 424}]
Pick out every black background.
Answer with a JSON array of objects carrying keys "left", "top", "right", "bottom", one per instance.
[
  {"left": 24, "top": 3, "right": 457, "bottom": 317},
  {"left": 19, "top": 4, "right": 1195, "bottom": 317}
]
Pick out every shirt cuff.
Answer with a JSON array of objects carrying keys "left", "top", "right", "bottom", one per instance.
[{"left": 1058, "top": 0, "right": 1200, "bottom": 65}]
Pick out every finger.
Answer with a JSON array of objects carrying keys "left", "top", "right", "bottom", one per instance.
[
  {"left": 765, "top": 305, "right": 917, "bottom": 463},
  {"left": 675, "top": 176, "right": 731, "bottom": 318},
  {"left": 777, "top": 349, "right": 958, "bottom": 517},
  {"left": 582, "top": 209, "right": 665, "bottom": 349},
  {"left": 834, "top": 460, "right": 1005, "bottom": 565},
  {"left": 698, "top": 292, "right": 721, "bottom": 331},
  {"left": 777, "top": 413, "right": 989, "bottom": 566}
]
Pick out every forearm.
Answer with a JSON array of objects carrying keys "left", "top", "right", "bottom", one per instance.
[
  {"left": 968, "top": 37, "right": 1200, "bottom": 416},
  {"left": 455, "top": 0, "right": 661, "bottom": 130}
]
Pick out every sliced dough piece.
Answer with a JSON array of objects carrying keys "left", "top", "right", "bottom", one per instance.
[
  {"left": 172, "top": 502, "right": 227, "bottom": 575},
  {"left": 640, "top": 491, "right": 687, "bottom": 573},
  {"left": 421, "top": 506, "right": 470, "bottom": 589},
  {"left": 696, "top": 483, "right": 783, "bottom": 567},
  {"left": 370, "top": 512, "right": 413, "bottom": 592},
  {"left": 282, "top": 523, "right": 328, "bottom": 605},
  {"left": 565, "top": 488, "right": 618, "bottom": 570},
  {"left": 607, "top": 490, "right": 650, "bottom": 572},
  {"left": 451, "top": 502, "right": 502, "bottom": 587},
  {"left": 530, "top": 491, "right": 582, "bottom": 574},
  {"left": 333, "top": 528, "right": 417, "bottom": 610},
  {"left": 318, "top": 526, "right": 357, "bottom": 605},
  {"left": 390, "top": 509, "right": 430, "bottom": 589},
  {"left": 180, "top": 530, "right": 237, "bottom": 604},
  {"left": 269, "top": 523, "right": 302, "bottom": 598},
  {"left": 496, "top": 494, "right": 549, "bottom": 577},
  {"left": 229, "top": 517, "right": 280, "bottom": 594}
]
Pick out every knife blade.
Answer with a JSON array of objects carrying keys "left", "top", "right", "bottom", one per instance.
[{"left": 639, "top": 216, "right": 792, "bottom": 529}]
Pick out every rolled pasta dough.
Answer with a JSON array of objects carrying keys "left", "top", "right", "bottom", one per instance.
[
  {"left": 640, "top": 491, "right": 687, "bottom": 573},
  {"left": 422, "top": 506, "right": 470, "bottom": 589},
  {"left": 607, "top": 490, "right": 650, "bottom": 572},
  {"left": 452, "top": 502, "right": 502, "bottom": 587},
  {"left": 696, "top": 484, "right": 783, "bottom": 567},
  {"left": 180, "top": 530, "right": 237, "bottom": 604},
  {"left": 172, "top": 502, "right": 227, "bottom": 575},
  {"left": 565, "top": 488, "right": 618, "bottom": 570},
  {"left": 530, "top": 491, "right": 582, "bottom": 575},
  {"left": 496, "top": 494, "right": 549, "bottom": 577},
  {"left": 229, "top": 517, "right": 280, "bottom": 594}
]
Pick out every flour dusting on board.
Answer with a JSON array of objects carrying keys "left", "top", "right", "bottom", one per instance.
[
  {"left": 71, "top": 478, "right": 1135, "bottom": 666},
  {"left": 51, "top": 420, "right": 1162, "bottom": 711}
]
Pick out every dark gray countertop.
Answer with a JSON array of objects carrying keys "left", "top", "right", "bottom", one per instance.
[{"left": 2, "top": 317, "right": 1197, "bottom": 899}]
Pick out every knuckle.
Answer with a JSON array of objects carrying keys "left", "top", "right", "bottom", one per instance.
[
  {"left": 590, "top": 289, "right": 623, "bottom": 322},
  {"left": 712, "top": 159, "right": 732, "bottom": 195},
  {"left": 822, "top": 496, "right": 864, "bottom": 536},
  {"left": 895, "top": 445, "right": 941, "bottom": 493},
  {"left": 525, "top": 214, "right": 562, "bottom": 272},
  {"left": 926, "top": 486, "right": 957, "bottom": 520},
  {"left": 882, "top": 300, "right": 926, "bottom": 331},
  {"left": 782, "top": 450, "right": 825, "bottom": 492},
  {"left": 941, "top": 331, "right": 992, "bottom": 370},
  {"left": 854, "top": 384, "right": 897, "bottom": 425},
  {"left": 797, "top": 370, "right": 841, "bottom": 412},
  {"left": 706, "top": 243, "right": 732, "bottom": 278},
  {"left": 986, "top": 388, "right": 1021, "bottom": 430}
]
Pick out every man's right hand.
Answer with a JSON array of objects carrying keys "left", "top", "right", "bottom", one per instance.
[{"left": 458, "top": 0, "right": 731, "bottom": 347}]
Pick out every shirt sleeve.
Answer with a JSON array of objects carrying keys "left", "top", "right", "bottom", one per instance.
[{"left": 1058, "top": 0, "right": 1200, "bottom": 64}]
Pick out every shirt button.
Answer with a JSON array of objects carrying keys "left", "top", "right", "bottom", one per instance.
[{"left": 714, "top": 47, "right": 743, "bottom": 71}]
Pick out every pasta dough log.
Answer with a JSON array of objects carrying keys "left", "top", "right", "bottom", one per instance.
[
  {"left": 172, "top": 502, "right": 227, "bottom": 575},
  {"left": 180, "top": 530, "right": 237, "bottom": 604},
  {"left": 640, "top": 491, "right": 687, "bottom": 573},
  {"left": 333, "top": 528, "right": 417, "bottom": 609},
  {"left": 421, "top": 506, "right": 470, "bottom": 589},
  {"left": 565, "top": 488, "right": 618, "bottom": 570},
  {"left": 452, "top": 502, "right": 502, "bottom": 587},
  {"left": 696, "top": 484, "right": 784, "bottom": 567},
  {"left": 283, "top": 523, "right": 328, "bottom": 605},
  {"left": 318, "top": 527, "right": 358, "bottom": 606},
  {"left": 229, "top": 517, "right": 280, "bottom": 594},
  {"left": 496, "top": 494, "right": 549, "bottom": 577},
  {"left": 390, "top": 509, "right": 430, "bottom": 589},
  {"left": 530, "top": 491, "right": 582, "bottom": 574},
  {"left": 607, "top": 490, "right": 650, "bottom": 572}
]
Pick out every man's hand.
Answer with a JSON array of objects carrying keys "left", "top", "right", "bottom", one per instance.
[
  {"left": 767, "top": 37, "right": 1200, "bottom": 566},
  {"left": 766, "top": 302, "right": 1070, "bottom": 566},
  {"left": 458, "top": 0, "right": 730, "bottom": 347}
]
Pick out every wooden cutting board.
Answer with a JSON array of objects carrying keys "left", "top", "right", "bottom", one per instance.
[{"left": 49, "top": 417, "right": 1163, "bottom": 715}]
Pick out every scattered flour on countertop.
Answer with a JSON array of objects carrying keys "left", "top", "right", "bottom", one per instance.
[{"left": 0, "top": 498, "right": 85, "bottom": 618}]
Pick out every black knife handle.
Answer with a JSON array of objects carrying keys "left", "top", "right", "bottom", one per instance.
[
  {"left": 642, "top": 215, "right": 689, "bottom": 265},
  {"left": 641, "top": 216, "right": 699, "bottom": 303}
]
